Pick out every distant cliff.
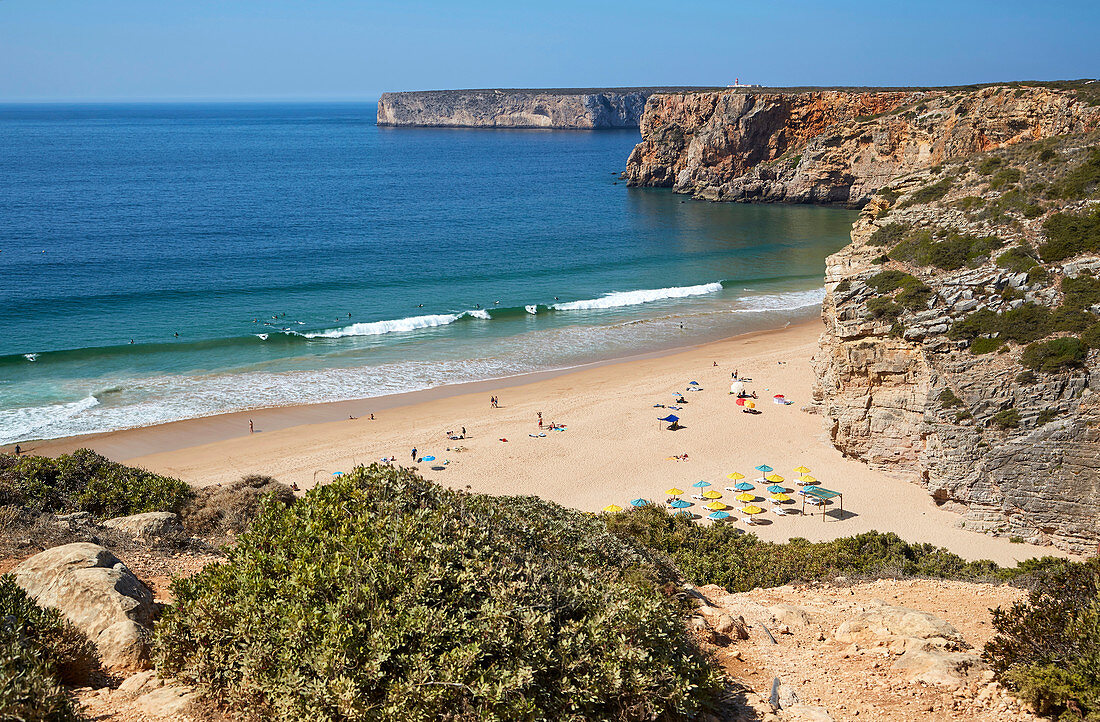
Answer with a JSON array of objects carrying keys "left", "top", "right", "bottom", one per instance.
[
  {"left": 376, "top": 88, "right": 719, "bottom": 129},
  {"left": 625, "top": 85, "right": 1099, "bottom": 206}
]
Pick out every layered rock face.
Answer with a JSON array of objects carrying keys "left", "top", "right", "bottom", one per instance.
[
  {"left": 377, "top": 88, "right": 708, "bottom": 129},
  {"left": 810, "top": 134, "right": 1100, "bottom": 553},
  {"left": 625, "top": 86, "right": 1098, "bottom": 207}
]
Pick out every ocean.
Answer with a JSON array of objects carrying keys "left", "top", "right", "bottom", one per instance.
[{"left": 0, "top": 102, "right": 856, "bottom": 445}]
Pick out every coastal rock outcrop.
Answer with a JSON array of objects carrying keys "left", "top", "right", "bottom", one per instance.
[
  {"left": 12, "top": 542, "right": 157, "bottom": 671},
  {"left": 625, "top": 85, "right": 1099, "bottom": 207},
  {"left": 377, "top": 88, "right": 715, "bottom": 129},
  {"left": 810, "top": 132, "right": 1100, "bottom": 553}
]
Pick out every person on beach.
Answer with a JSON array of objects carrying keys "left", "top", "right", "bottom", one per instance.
[
  {"left": 537, "top": 412, "right": 543, "bottom": 428},
  {"left": 370, "top": 413, "right": 375, "bottom": 420},
  {"left": 13, "top": 445, "right": 20, "bottom": 456},
  {"left": 249, "top": 419, "right": 254, "bottom": 433},
  {"left": 411, "top": 448, "right": 417, "bottom": 461},
  {"left": 461, "top": 426, "right": 466, "bottom": 437}
]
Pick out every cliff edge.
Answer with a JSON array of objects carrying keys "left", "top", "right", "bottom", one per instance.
[{"left": 376, "top": 87, "right": 719, "bottom": 129}]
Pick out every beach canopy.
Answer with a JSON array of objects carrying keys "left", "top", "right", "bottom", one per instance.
[
  {"left": 726, "top": 472, "right": 745, "bottom": 480},
  {"left": 689, "top": 381, "right": 699, "bottom": 385},
  {"left": 735, "top": 492, "right": 756, "bottom": 503},
  {"left": 793, "top": 465, "right": 812, "bottom": 474},
  {"left": 733, "top": 481, "right": 754, "bottom": 491},
  {"left": 669, "top": 499, "right": 692, "bottom": 508},
  {"left": 755, "top": 464, "right": 774, "bottom": 473},
  {"left": 602, "top": 504, "right": 623, "bottom": 513},
  {"left": 705, "top": 501, "right": 727, "bottom": 510},
  {"left": 673, "top": 510, "right": 693, "bottom": 518},
  {"left": 730, "top": 381, "right": 745, "bottom": 395},
  {"left": 702, "top": 490, "right": 723, "bottom": 499},
  {"left": 665, "top": 487, "right": 684, "bottom": 496},
  {"left": 771, "top": 493, "right": 791, "bottom": 502},
  {"left": 765, "top": 474, "right": 784, "bottom": 483},
  {"left": 658, "top": 414, "right": 680, "bottom": 422},
  {"left": 767, "top": 484, "right": 786, "bottom": 494},
  {"left": 708, "top": 511, "right": 730, "bottom": 520},
  {"left": 630, "top": 498, "right": 648, "bottom": 507},
  {"left": 692, "top": 480, "right": 711, "bottom": 488},
  {"left": 741, "top": 505, "right": 764, "bottom": 515},
  {"left": 798, "top": 475, "right": 817, "bottom": 484},
  {"left": 422, "top": 455, "right": 436, "bottom": 461}
]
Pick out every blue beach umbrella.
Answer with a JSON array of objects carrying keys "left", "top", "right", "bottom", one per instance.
[
  {"left": 673, "top": 510, "right": 693, "bottom": 518},
  {"left": 630, "top": 498, "right": 648, "bottom": 507},
  {"left": 422, "top": 455, "right": 436, "bottom": 461},
  {"left": 658, "top": 414, "right": 679, "bottom": 422},
  {"left": 692, "top": 480, "right": 711, "bottom": 489},
  {"left": 708, "top": 511, "right": 730, "bottom": 520},
  {"left": 802, "top": 485, "right": 819, "bottom": 492},
  {"left": 669, "top": 499, "right": 692, "bottom": 508},
  {"left": 767, "top": 484, "right": 786, "bottom": 494},
  {"left": 754, "top": 464, "right": 774, "bottom": 474},
  {"left": 688, "top": 381, "right": 699, "bottom": 385},
  {"left": 734, "top": 481, "right": 754, "bottom": 491},
  {"left": 332, "top": 472, "right": 343, "bottom": 477}
]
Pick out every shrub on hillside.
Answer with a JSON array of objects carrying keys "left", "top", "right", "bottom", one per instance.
[
  {"left": 1021, "top": 337, "right": 1089, "bottom": 373},
  {"left": 996, "top": 246, "right": 1039, "bottom": 273},
  {"left": 1046, "top": 147, "right": 1100, "bottom": 200},
  {"left": 1039, "top": 209, "right": 1100, "bottom": 262},
  {"left": 1061, "top": 275, "right": 1100, "bottom": 312},
  {"left": 178, "top": 474, "right": 294, "bottom": 539},
  {"left": 890, "top": 229, "right": 1002, "bottom": 270},
  {"left": 989, "top": 167, "right": 1023, "bottom": 190},
  {"left": 0, "top": 575, "right": 94, "bottom": 721},
  {"left": 985, "top": 558, "right": 1100, "bottom": 720},
  {"left": 155, "top": 466, "right": 721, "bottom": 721},
  {"left": 899, "top": 178, "right": 952, "bottom": 207},
  {"left": 0, "top": 450, "right": 192, "bottom": 519},
  {"left": 868, "top": 223, "right": 908, "bottom": 246}
]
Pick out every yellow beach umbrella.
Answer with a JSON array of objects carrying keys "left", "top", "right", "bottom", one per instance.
[
  {"left": 798, "top": 475, "right": 817, "bottom": 485},
  {"left": 726, "top": 472, "right": 745, "bottom": 480},
  {"left": 745, "top": 401, "right": 756, "bottom": 409},
  {"left": 735, "top": 492, "right": 756, "bottom": 503},
  {"left": 702, "top": 490, "right": 723, "bottom": 499},
  {"left": 665, "top": 487, "right": 684, "bottom": 496},
  {"left": 705, "top": 501, "right": 727, "bottom": 511},
  {"left": 771, "top": 493, "right": 791, "bottom": 502},
  {"left": 741, "top": 505, "right": 764, "bottom": 515},
  {"left": 602, "top": 504, "right": 623, "bottom": 513},
  {"left": 793, "top": 465, "right": 812, "bottom": 474},
  {"left": 765, "top": 474, "right": 784, "bottom": 483}
]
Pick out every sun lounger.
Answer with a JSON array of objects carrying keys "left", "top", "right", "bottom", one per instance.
[
  {"left": 741, "top": 516, "right": 759, "bottom": 525},
  {"left": 691, "top": 494, "right": 705, "bottom": 500}
]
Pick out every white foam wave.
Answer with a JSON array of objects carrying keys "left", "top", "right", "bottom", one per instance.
[
  {"left": 24, "top": 353, "right": 38, "bottom": 362},
  {"left": 0, "top": 395, "right": 100, "bottom": 445},
  {"left": 731, "top": 288, "right": 825, "bottom": 312},
  {"left": 256, "top": 333, "right": 269, "bottom": 341},
  {"left": 304, "top": 313, "right": 461, "bottom": 339},
  {"left": 465, "top": 309, "right": 491, "bottom": 320},
  {"left": 525, "top": 304, "right": 538, "bottom": 315},
  {"left": 551, "top": 282, "right": 723, "bottom": 311}
]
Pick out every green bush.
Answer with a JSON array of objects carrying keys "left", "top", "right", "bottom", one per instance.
[
  {"left": 1039, "top": 209, "right": 1100, "bottom": 262},
  {"left": 0, "top": 575, "right": 92, "bottom": 721},
  {"left": 899, "top": 178, "right": 953, "bottom": 208},
  {"left": 979, "top": 157, "right": 1005, "bottom": 175},
  {"left": 0, "top": 450, "right": 193, "bottom": 519},
  {"left": 1021, "top": 337, "right": 1089, "bottom": 373},
  {"left": 1035, "top": 409, "right": 1060, "bottom": 425},
  {"left": 865, "top": 297, "right": 903, "bottom": 320},
  {"left": 606, "top": 509, "right": 999, "bottom": 593},
  {"left": 179, "top": 474, "right": 295, "bottom": 540},
  {"left": 949, "top": 308, "right": 999, "bottom": 341},
  {"left": 992, "top": 408, "right": 1021, "bottom": 429},
  {"left": 989, "top": 167, "right": 1023, "bottom": 190},
  {"left": 985, "top": 558, "right": 1100, "bottom": 720},
  {"left": 890, "top": 229, "right": 1002, "bottom": 270},
  {"left": 868, "top": 223, "right": 908, "bottom": 246},
  {"left": 954, "top": 195, "right": 985, "bottom": 212},
  {"left": 1016, "top": 370, "right": 1038, "bottom": 384},
  {"left": 834, "top": 279, "right": 851, "bottom": 293},
  {"left": 155, "top": 466, "right": 722, "bottom": 722},
  {"left": 1062, "top": 275, "right": 1100, "bottom": 312},
  {"left": 996, "top": 246, "right": 1039, "bottom": 273},
  {"left": 970, "top": 336, "right": 1005, "bottom": 354},
  {"left": 1028, "top": 265, "right": 1051, "bottom": 285},
  {"left": 1083, "top": 321, "right": 1100, "bottom": 350},
  {"left": 939, "top": 388, "right": 964, "bottom": 408},
  {"left": 878, "top": 188, "right": 902, "bottom": 204},
  {"left": 1047, "top": 147, "right": 1100, "bottom": 200}
]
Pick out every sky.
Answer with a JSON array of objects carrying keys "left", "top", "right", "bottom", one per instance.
[{"left": 0, "top": 0, "right": 1097, "bottom": 102}]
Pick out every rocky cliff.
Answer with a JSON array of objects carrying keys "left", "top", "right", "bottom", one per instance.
[
  {"left": 810, "top": 131, "right": 1100, "bottom": 553},
  {"left": 625, "top": 85, "right": 1099, "bottom": 207},
  {"left": 377, "top": 88, "right": 717, "bottom": 129}
]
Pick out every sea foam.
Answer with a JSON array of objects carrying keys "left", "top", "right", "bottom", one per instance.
[
  {"left": 551, "top": 282, "right": 723, "bottom": 311},
  {"left": 0, "top": 395, "right": 100, "bottom": 445}
]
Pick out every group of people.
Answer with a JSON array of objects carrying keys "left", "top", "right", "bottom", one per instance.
[{"left": 490, "top": 395, "right": 500, "bottom": 408}]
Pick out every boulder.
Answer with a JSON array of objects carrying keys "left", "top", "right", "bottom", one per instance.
[
  {"left": 12, "top": 542, "right": 155, "bottom": 671},
  {"left": 102, "top": 511, "right": 184, "bottom": 539},
  {"left": 768, "top": 603, "right": 814, "bottom": 628},
  {"left": 834, "top": 602, "right": 965, "bottom": 648},
  {"left": 119, "top": 670, "right": 201, "bottom": 719},
  {"left": 893, "top": 647, "right": 981, "bottom": 687}
]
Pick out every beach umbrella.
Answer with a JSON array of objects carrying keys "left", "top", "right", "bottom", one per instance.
[
  {"left": 422, "top": 455, "right": 436, "bottom": 461},
  {"left": 735, "top": 492, "right": 756, "bottom": 503},
  {"left": 689, "top": 381, "right": 699, "bottom": 386},
  {"left": 692, "top": 480, "right": 711, "bottom": 489},
  {"left": 767, "top": 484, "right": 786, "bottom": 494},
  {"left": 793, "top": 465, "right": 812, "bottom": 474},
  {"left": 726, "top": 472, "right": 745, "bottom": 480},
  {"left": 669, "top": 499, "right": 691, "bottom": 508},
  {"left": 746, "top": 401, "right": 756, "bottom": 409},
  {"left": 708, "top": 511, "right": 731, "bottom": 520},
  {"left": 802, "top": 485, "right": 819, "bottom": 493},
  {"left": 765, "top": 474, "right": 784, "bottom": 483},
  {"left": 602, "top": 504, "right": 623, "bottom": 513},
  {"left": 741, "top": 505, "right": 764, "bottom": 515},
  {"left": 665, "top": 487, "right": 684, "bottom": 496},
  {"left": 702, "top": 490, "right": 723, "bottom": 499},
  {"left": 736, "top": 398, "right": 745, "bottom": 406},
  {"left": 733, "top": 481, "right": 754, "bottom": 491},
  {"left": 673, "top": 510, "right": 693, "bottom": 518},
  {"left": 658, "top": 414, "right": 680, "bottom": 422},
  {"left": 630, "top": 498, "right": 648, "bottom": 507},
  {"left": 755, "top": 464, "right": 774, "bottom": 474},
  {"left": 332, "top": 472, "right": 343, "bottom": 477},
  {"left": 798, "top": 475, "right": 817, "bottom": 485},
  {"left": 705, "top": 501, "right": 727, "bottom": 510},
  {"left": 771, "top": 493, "right": 791, "bottom": 502}
]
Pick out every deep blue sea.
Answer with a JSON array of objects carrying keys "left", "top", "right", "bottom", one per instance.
[{"left": 0, "top": 102, "right": 856, "bottom": 444}]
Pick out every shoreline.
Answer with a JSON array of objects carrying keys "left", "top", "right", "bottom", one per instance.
[
  {"left": 16, "top": 319, "right": 1068, "bottom": 566},
  {"left": 17, "top": 320, "right": 812, "bottom": 461}
]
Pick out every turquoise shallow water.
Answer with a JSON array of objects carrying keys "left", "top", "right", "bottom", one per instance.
[{"left": 0, "top": 102, "right": 856, "bottom": 443}]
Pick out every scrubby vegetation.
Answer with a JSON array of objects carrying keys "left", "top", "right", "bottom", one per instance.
[
  {"left": 996, "top": 245, "right": 1040, "bottom": 273},
  {"left": 1040, "top": 208, "right": 1100, "bottom": 262},
  {"left": 948, "top": 302, "right": 1097, "bottom": 354},
  {"left": 938, "top": 388, "right": 964, "bottom": 408},
  {"left": 1046, "top": 146, "right": 1100, "bottom": 200},
  {"left": 0, "top": 575, "right": 94, "bottom": 721},
  {"left": 992, "top": 408, "right": 1022, "bottom": 429},
  {"left": 178, "top": 474, "right": 294, "bottom": 541},
  {"left": 985, "top": 558, "right": 1100, "bottom": 720},
  {"left": 899, "top": 178, "right": 952, "bottom": 208},
  {"left": 0, "top": 449, "right": 192, "bottom": 519},
  {"left": 889, "top": 228, "right": 1003, "bottom": 270},
  {"left": 155, "top": 465, "right": 723, "bottom": 722},
  {"left": 868, "top": 222, "right": 908, "bottom": 246},
  {"left": 1021, "top": 337, "right": 1089, "bottom": 373}
]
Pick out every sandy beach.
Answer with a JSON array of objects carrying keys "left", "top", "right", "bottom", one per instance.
[{"left": 22, "top": 320, "right": 1062, "bottom": 566}]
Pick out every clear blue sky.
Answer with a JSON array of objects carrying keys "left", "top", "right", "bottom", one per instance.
[{"left": 1, "top": 0, "right": 1097, "bottom": 101}]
